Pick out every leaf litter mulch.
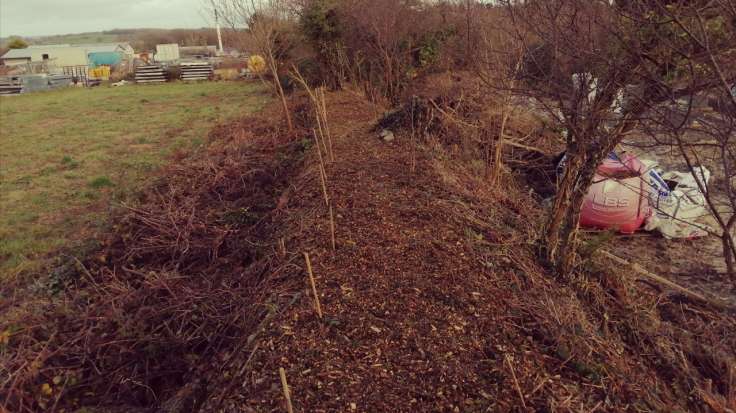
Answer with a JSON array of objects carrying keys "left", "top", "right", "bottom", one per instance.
[
  {"left": 3, "top": 90, "right": 735, "bottom": 413},
  {"left": 204, "top": 91, "right": 736, "bottom": 412}
]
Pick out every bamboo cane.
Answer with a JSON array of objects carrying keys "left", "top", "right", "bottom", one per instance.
[
  {"left": 505, "top": 355, "right": 527, "bottom": 410},
  {"left": 313, "top": 129, "right": 330, "bottom": 207},
  {"left": 303, "top": 252, "right": 323, "bottom": 318},
  {"left": 319, "top": 87, "right": 335, "bottom": 161},
  {"left": 329, "top": 204, "right": 336, "bottom": 251},
  {"left": 279, "top": 367, "right": 294, "bottom": 413},
  {"left": 278, "top": 238, "right": 286, "bottom": 257},
  {"left": 313, "top": 101, "right": 329, "bottom": 157}
]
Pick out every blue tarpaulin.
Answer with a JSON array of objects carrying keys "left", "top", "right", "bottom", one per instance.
[{"left": 88, "top": 52, "right": 122, "bottom": 67}]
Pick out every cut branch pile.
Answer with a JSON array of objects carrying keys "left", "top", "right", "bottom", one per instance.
[
  {"left": 0, "top": 103, "right": 314, "bottom": 413},
  {"left": 208, "top": 90, "right": 736, "bottom": 413},
  {"left": 375, "top": 72, "right": 563, "bottom": 195}
]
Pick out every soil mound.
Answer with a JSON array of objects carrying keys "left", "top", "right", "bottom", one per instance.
[
  {"left": 3, "top": 91, "right": 734, "bottom": 413},
  {"left": 207, "top": 91, "right": 736, "bottom": 412}
]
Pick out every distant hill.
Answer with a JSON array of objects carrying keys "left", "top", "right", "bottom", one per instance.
[
  {"left": 29, "top": 32, "right": 122, "bottom": 45},
  {"left": 1, "top": 28, "right": 228, "bottom": 53}
]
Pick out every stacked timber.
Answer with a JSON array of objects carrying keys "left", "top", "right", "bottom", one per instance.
[
  {"left": 180, "top": 61, "right": 213, "bottom": 81},
  {"left": 135, "top": 64, "right": 166, "bottom": 83},
  {"left": 0, "top": 77, "right": 23, "bottom": 95}
]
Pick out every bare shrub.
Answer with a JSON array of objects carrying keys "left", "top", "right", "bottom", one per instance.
[
  {"left": 212, "top": 0, "right": 297, "bottom": 132},
  {"left": 0, "top": 111, "right": 310, "bottom": 412},
  {"left": 495, "top": 0, "right": 736, "bottom": 276},
  {"left": 298, "top": 0, "right": 466, "bottom": 102}
]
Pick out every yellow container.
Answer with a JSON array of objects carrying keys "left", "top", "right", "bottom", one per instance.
[{"left": 89, "top": 66, "right": 111, "bottom": 80}]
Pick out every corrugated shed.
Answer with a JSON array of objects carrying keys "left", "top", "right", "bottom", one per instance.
[
  {"left": 1, "top": 49, "right": 33, "bottom": 59},
  {"left": 0, "top": 46, "right": 87, "bottom": 66}
]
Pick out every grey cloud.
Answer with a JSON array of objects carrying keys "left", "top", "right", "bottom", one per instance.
[{"left": 1, "top": 0, "right": 210, "bottom": 37}]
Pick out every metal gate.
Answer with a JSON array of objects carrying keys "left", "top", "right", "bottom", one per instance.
[{"left": 62, "top": 65, "right": 89, "bottom": 86}]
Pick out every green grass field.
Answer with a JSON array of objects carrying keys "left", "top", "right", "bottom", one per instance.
[{"left": 0, "top": 81, "right": 268, "bottom": 277}]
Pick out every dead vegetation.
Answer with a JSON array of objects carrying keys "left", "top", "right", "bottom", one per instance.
[
  {"left": 2, "top": 1, "right": 736, "bottom": 411},
  {"left": 1, "top": 84, "right": 735, "bottom": 412},
  {"left": 377, "top": 72, "right": 563, "bottom": 196},
  {"left": 209, "top": 90, "right": 736, "bottom": 412},
  {"left": 0, "top": 99, "right": 317, "bottom": 412}
]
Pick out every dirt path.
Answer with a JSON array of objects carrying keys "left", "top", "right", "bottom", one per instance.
[
  {"left": 200, "top": 92, "right": 735, "bottom": 413},
  {"left": 206, "top": 94, "right": 541, "bottom": 411},
  {"left": 258, "top": 102, "right": 504, "bottom": 411}
]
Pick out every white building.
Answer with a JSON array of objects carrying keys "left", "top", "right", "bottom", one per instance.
[
  {"left": 0, "top": 43, "right": 134, "bottom": 69},
  {"left": 155, "top": 44, "right": 180, "bottom": 62}
]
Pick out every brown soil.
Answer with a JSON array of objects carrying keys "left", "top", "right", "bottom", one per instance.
[
  {"left": 201, "top": 91, "right": 736, "bottom": 412},
  {"left": 3, "top": 90, "right": 735, "bottom": 413}
]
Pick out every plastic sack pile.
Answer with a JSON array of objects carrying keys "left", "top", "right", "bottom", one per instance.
[
  {"left": 643, "top": 162, "right": 713, "bottom": 238},
  {"left": 557, "top": 152, "right": 713, "bottom": 239}
]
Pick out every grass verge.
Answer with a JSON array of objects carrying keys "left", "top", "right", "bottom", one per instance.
[{"left": 0, "top": 81, "right": 268, "bottom": 278}]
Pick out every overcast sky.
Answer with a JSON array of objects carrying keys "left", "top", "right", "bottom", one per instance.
[{"left": 0, "top": 0, "right": 211, "bottom": 38}]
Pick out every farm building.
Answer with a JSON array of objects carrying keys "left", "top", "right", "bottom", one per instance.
[
  {"left": 1, "top": 45, "right": 87, "bottom": 67},
  {"left": 0, "top": 43, "right": 134, "bottom": 69}
]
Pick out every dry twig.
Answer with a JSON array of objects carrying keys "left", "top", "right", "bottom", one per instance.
[
  {"left": 505, "top": 354, "right": 527, "bottom": 410},
  {"left": 599, "top": 250, "right": 734, "bottom": 311}
]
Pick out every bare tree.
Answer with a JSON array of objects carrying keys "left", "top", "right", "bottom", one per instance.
[
  {"left": 499, "top": 0, "right": 736, "bottom": 276},
  {"left": 473, "top": 3, "right": 526, "bottom": 185},
  {"left": 634, "top": 0, "right": 736, "bottom": 288},
  {"left": 210, "top": 0, "right": 295, "bottom": 132}
]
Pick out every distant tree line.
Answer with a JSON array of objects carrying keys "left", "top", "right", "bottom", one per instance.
[{"left": 0, "top": 29, "right": 231, "bottom": 56}]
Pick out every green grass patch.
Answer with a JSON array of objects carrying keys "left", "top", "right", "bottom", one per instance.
[
  {"left": 0, "top": 81, "right": 269, "bottom": 277},
  {"left": 89, "top": 176, "right": 114, "bottom": 189}
]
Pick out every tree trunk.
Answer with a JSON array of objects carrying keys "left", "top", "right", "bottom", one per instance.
[
  {"left": 545, "top": 151, "right": 601, "bottom": 277},
  {"left": 545, "top": 152, "right": 585, "bottom": 265},
  {"left": 724, "top": 234, "right": 735, "bottom": 285},
  {"left": 554, "top": 159, "right": 599, "bottom": 276},
  {"left": 723, "top": 224, "right": 736, "bottom": 291}
]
